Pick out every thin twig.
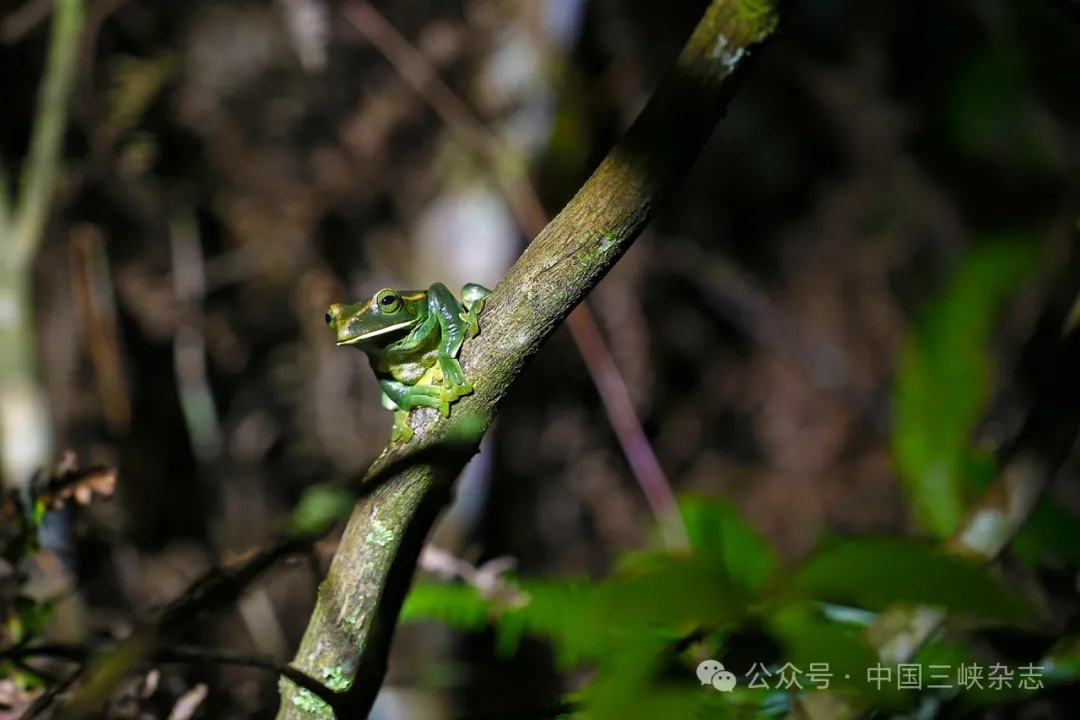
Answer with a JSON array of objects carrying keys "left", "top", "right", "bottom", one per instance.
[
  {"left": 69, "top": 226, "right": 131, "bottom": 434},
  {"left": 3, "top": 642, "right": 342, "bottom": 710},
  {"left": 12, "top": 0, "right": 85, "bottom": 268},
  {"left": 169, "top": 209, "right": 223, "bottom": 463},
  {"left": 0, "top": 0, "right": 53, "bottom": 45},
  {"left": 56, "top": 533, "right": 317, "bottom": 717},
  {"left": 22, "top": 667, "right": 82, "bottom": 720},
  {"left": 344, "top": 0, "right": 687, "bottom": 549}
]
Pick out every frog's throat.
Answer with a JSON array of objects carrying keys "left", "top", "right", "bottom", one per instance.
[{"left": 337, "top": 320, "right": 417, "bottom": 345}]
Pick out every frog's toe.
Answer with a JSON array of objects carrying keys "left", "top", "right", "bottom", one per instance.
[
  {"left": 391, "top": 410, "right": 414, "bottom": 443},
  {"left": 439, "top": 378, "right": 473, "bottom": 404},
  {"left": 459, "top": 311, "right": 480, "bottom": 339}
]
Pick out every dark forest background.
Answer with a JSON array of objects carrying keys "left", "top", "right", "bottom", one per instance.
[{"left": 2, "top": 0, "right": 1080, "bottom": 718}]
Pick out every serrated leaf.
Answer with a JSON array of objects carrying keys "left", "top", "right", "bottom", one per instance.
[
  {"left": 892, "top": 238, "right": 1042, "bottom": 537},
  {"left": 785, "top": 537, "right": 1035, "bottom": 623},
  {"left": 679, "top": 495, "right": 780, "bottom": 597}
]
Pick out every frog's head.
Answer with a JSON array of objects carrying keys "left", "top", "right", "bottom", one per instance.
[{"left": 326, "top": 288, "right": 428, "bottom": 349}]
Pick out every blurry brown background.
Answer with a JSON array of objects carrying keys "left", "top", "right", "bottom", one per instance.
[{"left": 2, "top": 0, "right": 1079, "bottom": 717}]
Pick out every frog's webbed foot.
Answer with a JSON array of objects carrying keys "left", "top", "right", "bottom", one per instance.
[
  {"left": 391, "top": 409, "right": 414, "bottom": 443},
  {"left": 437, "top": 355, "right": 473, "bottom": 404},
  {"left": 458, "top": 287, "right": 489, "bottom": 339},
  {"left": 410, "top": 383, "right": 451, "bottom": 417},
  {"left": 390, "top": 384, "right": 451, "bottom": 442},
  {"left": 459, "top": 301, "right": 485, "bottom": 340}
]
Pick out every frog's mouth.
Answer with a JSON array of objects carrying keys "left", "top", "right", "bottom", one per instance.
[{"left": 337, "top": 320, "right": 417, "bottom": 345}]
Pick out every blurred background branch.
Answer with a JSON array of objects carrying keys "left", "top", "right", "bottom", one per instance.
[{"left": 0, "top": 0, "right": 84, "bottom": 492}]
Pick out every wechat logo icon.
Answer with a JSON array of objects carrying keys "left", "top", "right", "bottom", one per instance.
[{"left": 696, "top": 660, "right": 737, "bottom": 692}]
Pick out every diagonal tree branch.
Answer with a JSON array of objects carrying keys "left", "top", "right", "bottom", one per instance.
[
  {"left": 277, "top": 1, "right": 783, "bottom": 718},
  {"left": 344, "top": 0, "right": 687, "bottom": 549}
]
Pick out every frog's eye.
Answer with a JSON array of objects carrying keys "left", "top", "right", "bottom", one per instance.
[
  {"left": 325, "top": 311, "right": 333, "bottom": 326},
  {"left": 375, "top": 289, "right": 402, "bottom": 313}
]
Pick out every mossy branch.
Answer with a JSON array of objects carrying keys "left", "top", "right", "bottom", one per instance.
[{"left": 276, "top": 1, "right": 782, "bottom": 718}]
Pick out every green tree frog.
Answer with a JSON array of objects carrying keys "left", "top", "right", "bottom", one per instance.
[{"left": 325, "top": 282, "right": 492, "bottom": 443}]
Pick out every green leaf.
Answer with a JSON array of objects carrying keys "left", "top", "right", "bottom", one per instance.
[
  {"left": 946, "top": 47, "right": 1058, "bottom": 171},
  {"left": 399, "top": 582, "right": 491, "bottom": 632},
  {"left": 679, "top": 495, "right": 781, "bottom": 597},
  {"left": 401, "top": 576, "right": 604, "bottom": 669},
  {"left": 286, "top": 484, "right": 355, "bottom": 536},
  {"left": 892, "top": 238, "right": 1042, "bottom": 536},
  {"left": 579, "top": 635, "right": 735, "bottom": 720},
  {"left": 592, "top": 553, "right": 751, "bottom": 634},
  {"left": 912, "top": 634, "right": 982, "bottom": 672},
  {"left": 1046, "top": 635, "right": 1080, "bottom": 683},
  {"left": 1012, "top": 498, "right": 1080, "bottom": 568},
  {"left": 493, "top": 578, "right": 600, "bottom": 666},
  {"left": 785, "top": 537, "right": 1035, "bottom": 623},
  {"left": 767, "top": 604, "right": 907, "bottom": 709}
]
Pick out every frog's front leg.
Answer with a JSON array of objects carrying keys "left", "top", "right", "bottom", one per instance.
[
  {"left": 379, "top": 378, "right": 449, "bottom": 443},
  {"left": 426, "top": 283, "right": 480, "bottom": 403}
]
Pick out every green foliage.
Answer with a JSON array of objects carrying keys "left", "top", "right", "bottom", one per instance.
[
  {"left": 394, "top": 234, "right": 1079, "bottom": 718},
  {"left": 892, "top": 238, "right": 1042, "bottom": 536},
  {"left": 767, "top": 604, "right": 904, "bottom": 708},
  {"left": 287, "top": 484, "right": 355, "bottom": 536},
  {"left": 577, "top": 633, "right": 730, "bottom": 720},
  {"left": 399, "top": 583, "right": 491, "bottom": 634},
  {"left": 947, "top": 45, "right": 1059, "bottom": 172},
  {"left": 1011, "top": 498, "right": 1080, "bottom": 568},
  {"left": 785, "top": 537, "right": 1035, "bottom": 623},
  {"left": 402, "top": 499, "right": 765, "bottom": 717},
  {"left": 400, "top": 493, "right": 1058, "bottom": 719},
  {"left": 401, "top": 578, "right": 601, "bottom": 668},
  {"left": 679, "top": 495, "right": 780, "bottom": 597},
  {"left": 0, "top": 497, "right": 58, "bottom": 691},
  {"left": 592, "top": 553, "right": 748, "bottom": 633}
]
